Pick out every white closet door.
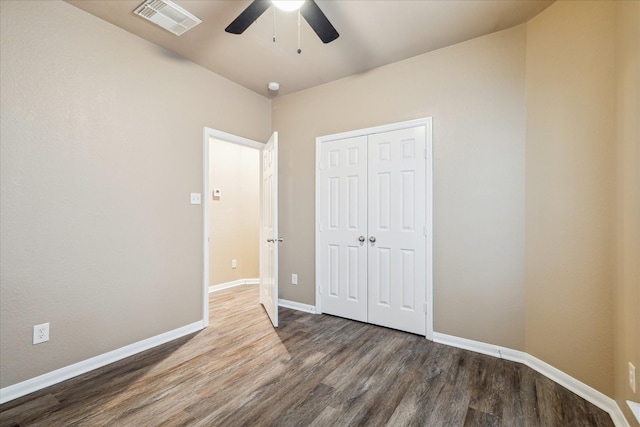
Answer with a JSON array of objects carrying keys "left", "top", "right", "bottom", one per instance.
[
  {"left": 319, "top": 136, "right": 368, "bottom": 322},
  {"left": 367, "top": 127, "right": 426, "bottom": 335}
]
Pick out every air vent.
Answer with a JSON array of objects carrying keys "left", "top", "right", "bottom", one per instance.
[{"left": 133, "top": 0, "right": 202, "bottom": 36}]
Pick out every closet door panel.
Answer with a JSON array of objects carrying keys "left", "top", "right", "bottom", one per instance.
[
  {"left": 319, "top": 136, "right": 368, "bottom": 322},
  {"left": 368, "top": 127, "right": 426, "bottom": 335}
]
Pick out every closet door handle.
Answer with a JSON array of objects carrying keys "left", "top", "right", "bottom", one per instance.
[
  {"left": 358, "top": 236, "right": 366, "bottom": 242},
  {"left": 369, "top": 236, "right": 376, "bottom": 243}
]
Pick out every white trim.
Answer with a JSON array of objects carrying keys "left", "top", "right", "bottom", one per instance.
[
  {"left": 203, "top": 128, "right": 209, "bottom": 328},
  {"left": 316, "top": 117, "right": 431, "bottom": 143},
  {"left": 433, "top": 332, "right": 630, "bottom": 427},
  {"left": 612, "top": 407, "right": 632, "bottom": 427},
  {"left": 204, "top": 128, "right": 265, "bottom": 150},
  {"left": 315, "top": 117, "right": 434, "bottom": 340},
  {"left": 279, "top": 299, "right": 317, "bottom": 314},
  {"left": 315, "top": 136, "right": 323, "bottom": 314},
  {"left": 627, "top": 401, "right": 640, "bottom": 424},
  {"left": 209, "top": 278, "right": 260, "bottom": 293},
  {"left": 0, "top": 321, "right": 203, "bottom": 405},
  {"left": 202, "top": 127, "right": 263, "bottom": 328},
  {"left": 424, "top": 117, "right": 434, "bottom": 341}
]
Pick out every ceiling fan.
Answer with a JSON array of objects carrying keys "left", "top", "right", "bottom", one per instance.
[{"left": 225, "top": 0, "right": 339, "bottom": 44}]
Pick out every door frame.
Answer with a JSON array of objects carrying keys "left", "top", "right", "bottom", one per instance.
[
  {"left": 202, "top": 127, "right": 264, "bottom": 327},
  {"left": 314, "top": 117, "right": 434, "bottom": 339}
]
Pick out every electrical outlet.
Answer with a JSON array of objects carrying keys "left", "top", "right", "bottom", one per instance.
[
  {"left": 292, "top": 273, "right": 298, "bottom": 285},
  {"left": 190, "top": 193, "right": 201, "bottom": 205},
  {"left": 33, "top": 323, "right": 49, "bottom": 344},
  {"left": 231, "top": 259, "right": 237, "bottom": 269},
  {"left": 630, "top": 362, "right": 636, "bottom": 393}
]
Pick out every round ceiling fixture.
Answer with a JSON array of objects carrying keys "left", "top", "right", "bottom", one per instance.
[
  {"left": 272, "top": 1, "right": 304, "bottom": 12},
  {"left": 268, "top": 82, "right": 280, "bottom": 91}
]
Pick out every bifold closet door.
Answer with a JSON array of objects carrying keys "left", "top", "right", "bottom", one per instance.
[
  {"left": 319, "top": 136, "right": 368, "bottom": 322},
  {"left": 367, "top": 127, "right": 426, "bottom": 335},
  {"left": 319, "top": 126, "right": 426, "bottom": 336}
]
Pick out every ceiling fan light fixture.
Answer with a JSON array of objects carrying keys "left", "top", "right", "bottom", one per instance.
[
  {"left": 226, "top": 0, "right": 338, "bottom": 44},
  {"left": 272, "top": 1, "right": 304, "bottom": 12}
]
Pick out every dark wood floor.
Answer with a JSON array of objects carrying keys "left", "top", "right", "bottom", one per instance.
[{"left": 1, "top": 284, "right": 613, "bottom": 426}]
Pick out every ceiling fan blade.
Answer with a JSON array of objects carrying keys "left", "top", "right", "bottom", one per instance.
[
  {"left": 300, "top": 0, "right": 339, "bottom": 44},
  {"left": 225, "top": 0, "right": 271, "bottom": 35}
]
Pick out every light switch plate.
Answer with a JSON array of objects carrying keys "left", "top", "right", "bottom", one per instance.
[{"left": 190, "top": 193, "right": 201, "bottom": 205}]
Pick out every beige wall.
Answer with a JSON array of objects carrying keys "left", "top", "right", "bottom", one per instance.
[
  {"left": 524, "top": 0, "right": 615, "bottom": 397},
  {"left": 273, "top": 26, "right": 528, "bottom": 350},
  {"left": 0, "top": 1, "right": 271, "bottom": 388},
  {"left": 274, "top": 1, "right": 636, "bottom": 414},
  {"left": 2, "top": 1, "right": 637, "bottom": 422},
  {"left": 209, "top": 139, "right": 260, "bottom": 285},
  {"left": 614, "top": 1, "right": 640, "bottom": 424}
]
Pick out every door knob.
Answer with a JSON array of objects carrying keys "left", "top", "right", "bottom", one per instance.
[
  {"left": 358, "top": 236, "right": 366, "bottom": 242},
  {"left": 267, "top": 237, "right": 284, "bottom": 243},
  {"left": 369, "top": 236, "right": 376, "bottom": 243}
]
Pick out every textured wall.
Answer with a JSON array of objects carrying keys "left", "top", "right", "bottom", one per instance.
[
  {"left": 613, "top": 1, "right": 640, "bottom": 425},
  {"left": 273, "top": 26, "right": 527, "bottom": 350},
  {"left": 0, "top": 1, "right": 271, "bottom": 388},
  {"left": 2, "top": 1, "right": 633, "bottom": 418},
  {"left": 209, "top": 139, "right": 260, "bottom": 286},
  {"left": 524, "top": 0, "right": 615, "bottom": 396}
]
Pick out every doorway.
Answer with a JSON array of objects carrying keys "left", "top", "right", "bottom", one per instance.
[
  {"left": 202, "top": 128, "right": 280, "bottom": 328},
  {"left": 208, "top": 138, "right": 260, "bottom": 291},
  {"left": 202, "top": 128, "right": 264, "bottom": 328}
]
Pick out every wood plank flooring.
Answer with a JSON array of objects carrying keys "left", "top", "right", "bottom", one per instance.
[{"left": 0, "top": 284, "right": 614, "bottom": 426}]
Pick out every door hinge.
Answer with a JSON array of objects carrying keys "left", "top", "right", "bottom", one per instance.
[
  {"left": 424, "top": 148, "right": 427, "bottom": 159},
  {"left": 319, "top": 223, "right": 323, "bottom": 232},
  {"left": 423, "top": 302, "right": 428, "bottom": 314}
]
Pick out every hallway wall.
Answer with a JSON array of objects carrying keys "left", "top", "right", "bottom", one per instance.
[{"left": 209, "top": 139, "right": 260, "bottom": 285}]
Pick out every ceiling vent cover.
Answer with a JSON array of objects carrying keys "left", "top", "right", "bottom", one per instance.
[{"left": 134, "top": 0, "right": 202, "bottom": 36}]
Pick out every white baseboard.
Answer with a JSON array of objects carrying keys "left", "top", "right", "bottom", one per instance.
[
  {"left": 3, "top": 313, "right": 628, "bottom": 426},
  {"left": 627, "top": 401, "right": 640, "bottom": 424},
  {"left": 209, "top": 278, "right": 260, "bottom": 293},
  {"left": 0, "top": 321, "right": 204, "bottom": 405},
  {"left": 278, "top": 298, "right": 317, "bottom": 314},
  {"left": 433, "top": 332, "right": 630, "bottom": 427}
]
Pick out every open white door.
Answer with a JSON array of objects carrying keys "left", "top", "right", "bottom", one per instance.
[{"left": 260, "top": 132, "right": 279, "bottom": 327}]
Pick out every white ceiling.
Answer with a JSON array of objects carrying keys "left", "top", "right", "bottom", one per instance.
[{"left": 66, "top": 0, "right": 553, "bottom": 97}]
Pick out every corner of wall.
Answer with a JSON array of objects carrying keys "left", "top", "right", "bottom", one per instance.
[{"left": 523, "top": 0, "right": 616, "bottom": 398}]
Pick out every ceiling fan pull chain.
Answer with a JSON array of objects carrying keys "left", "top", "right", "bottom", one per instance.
[
  {"left": 297, "top": 9, "right": 302, "bottom": 54},
  {"left": 272, "top": 6, "right": 276, "bottom": 42}
]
